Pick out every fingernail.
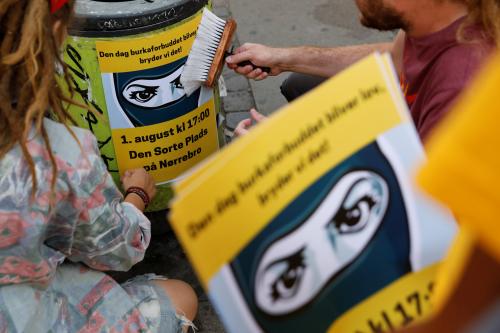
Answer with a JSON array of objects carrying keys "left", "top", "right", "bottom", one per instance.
[{"left": 226, "top": 56, "right": 232, "bottom": 63}]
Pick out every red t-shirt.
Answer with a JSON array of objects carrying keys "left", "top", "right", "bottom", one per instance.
[{"left": 401, "top": 17, "right": 494, "bottom": 141}]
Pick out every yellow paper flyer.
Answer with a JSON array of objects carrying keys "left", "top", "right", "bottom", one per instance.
[{"left": 170, "top": 53, "right": 457, "bottom": 332}]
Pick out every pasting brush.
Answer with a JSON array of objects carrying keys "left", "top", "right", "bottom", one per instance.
[{"left": 181, "top": 8, "right": 270, "bottom": 96}]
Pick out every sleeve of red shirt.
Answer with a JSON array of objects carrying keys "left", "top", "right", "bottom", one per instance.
[
  {"left": 417, "top": 88, "right": 462, "bottom": 141},
  {"left": 417, "top": 47, "right": 491, "bottom": 142}
]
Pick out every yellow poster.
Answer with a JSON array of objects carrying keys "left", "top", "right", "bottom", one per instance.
[
  {"left": 169, "top": 53, "right": 457, "bottom": 333},
  {"left": 95, "top": 14, "right": 201, "bottom": 73},
  {"left": 171, "top": 54, "right": 404, "bottom": 284},
  {"left": 328, "top": 265, "right": 438, "bottom": 332},
  {"left": 112, "top": 100, "right": 218, "bottom": 183},
  {"left": 93, "top": 10, "right": 220, "bottom": 186},
  {"left": 63, "top": 6, "right": 221, "bottom": 211}
]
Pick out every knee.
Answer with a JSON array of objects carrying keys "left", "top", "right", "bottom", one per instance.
[
  {"left": 154, "top": 279, "right": 198, "bottom": 321},
  {"left": 280, "top": 73, "right": 327, "bottom": 102},
  {"left": 280, "top": 73, "right": 303, "bottom": 102}
]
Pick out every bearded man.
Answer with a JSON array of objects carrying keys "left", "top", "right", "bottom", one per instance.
[{"left": 226, "top": 0, "right": 498, "bottom": 140}]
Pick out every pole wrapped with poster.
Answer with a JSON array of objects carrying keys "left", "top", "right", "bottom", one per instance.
[{"left": 60, "top": 0, "right": 224, "bottom": 211}]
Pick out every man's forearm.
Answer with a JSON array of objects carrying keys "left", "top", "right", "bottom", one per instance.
[{"left": 278, "top": 43, "right": 393, "bottom": 77}]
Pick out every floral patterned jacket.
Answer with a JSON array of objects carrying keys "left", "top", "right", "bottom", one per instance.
[{"left": 0, "top": 119, "right": 152, "bottom": 332}]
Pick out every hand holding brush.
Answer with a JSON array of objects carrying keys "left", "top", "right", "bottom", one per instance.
[
  {"left": 181, "top": 8, "right": 271, "bottom": 96},
  {"left": 226, "top": 43, "right": 287, "bottom": 80}
]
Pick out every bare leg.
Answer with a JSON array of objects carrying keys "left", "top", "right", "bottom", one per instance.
[{"left": 153, "top": 279, "right": 198, "bottom": 332}]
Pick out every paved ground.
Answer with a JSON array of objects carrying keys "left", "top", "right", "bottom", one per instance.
[
  {"left": 110, "top": 1, "right": 396, "bottom": 332},
  {"left": 229, "top": 0, "right": 394, "bottom": 114}
]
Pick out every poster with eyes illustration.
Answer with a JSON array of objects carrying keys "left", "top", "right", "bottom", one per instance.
[
  {"left": 92, "top": 12, "right": 221, "bottom": 195},
  {"left": 63, "top": 9, "right": 222, "bottom": 211},
  {"left": 225, "top": 142, "right": 410, "bottom": 332},
  {"left": 100, "top": 57, "right": 220, "bottom": 187},
  {"left": 102, "top": 58, "right": 212, "bottom": 128},
  {"left": 208, "top": 136, "right": 456, "bottom": 333},
  {"left": 169, "top": 53, "right": 458, "bottom": 333}
]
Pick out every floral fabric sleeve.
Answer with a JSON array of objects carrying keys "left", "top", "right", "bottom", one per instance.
[{"left": 65, "top": 134, "right": 151, "bottom": 272}]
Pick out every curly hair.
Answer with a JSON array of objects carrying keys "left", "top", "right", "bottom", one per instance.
[
  {"left": 0, "top": 0, "right": 78, "bottom": 199},
  {"left": 462, "top": 0, "right": 500, "bottom": 44}
]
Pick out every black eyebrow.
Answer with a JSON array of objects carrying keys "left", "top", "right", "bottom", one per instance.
[
  {"left": 264, "top": 246, "right": 306, "bottom": 272},
  {"left": 125, "top": 84, "right": 159, "bottom": 90}
]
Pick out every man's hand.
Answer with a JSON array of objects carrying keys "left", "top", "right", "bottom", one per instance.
[
  {"left": 226, "top": 43, "right": 286, "bottom": 80},
  {"left": 234, "top": 108, "right": 267, "bottom": 137}
]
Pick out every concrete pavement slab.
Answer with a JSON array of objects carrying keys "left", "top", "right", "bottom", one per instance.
[{"left": 229, "top": 0, "right": 394, "bottom": 113}]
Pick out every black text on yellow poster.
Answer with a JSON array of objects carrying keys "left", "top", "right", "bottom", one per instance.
[
  {"left": 329, "top": 265, "right": 438, "bottom": 332},
  {"left": 112, "top": 100, "right": 218, "bottom": 183},
  {"left": 95, "top": 14, "right": 201, "bottom": 73}
]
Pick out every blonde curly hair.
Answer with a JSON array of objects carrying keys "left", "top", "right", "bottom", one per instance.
[
  {"left": 462, "top": 0, "right": 500, "bottom": 44},
  {"left": 0, "top": 0, "right": 78, "bottom": 198}
]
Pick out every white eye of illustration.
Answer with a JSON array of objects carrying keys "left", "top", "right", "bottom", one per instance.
[
  {"left": 254, "top": 170, "right": 389, "bottom": 316},
  {"left": 125, "top": 84, "right": 159, "bottom": 103},
  {"left": 331, "top": 177, "right": 385, "bottom": 234},
  {"left": 121, "top": 65, "right": 186, "bottom": 108},
  {"left": 262, "top": 247, "right": 307, "bottom": 303}
]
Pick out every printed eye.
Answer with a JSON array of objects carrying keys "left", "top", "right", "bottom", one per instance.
[
  {"left": 253, "top": 170, "right": 389, "bottom": 316},
  {"left": 126, "top": 85, "right": 159, "bottom": 103},
  {"left": 120, "top": 64, "right": 186, "bottom": 108},
  {"left": 330, "top": 177, "right": 384, "bottom": 234},
  {"left": 171, "top": 75, "right": 183, "bottom": 90},
  {"left": 267, "top": 247, "right": 306, "bottom": 302}
]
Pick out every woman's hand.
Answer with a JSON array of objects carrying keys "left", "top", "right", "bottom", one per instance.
[{"left": 122, "top": 168, "right": 157, "bottom": 211}]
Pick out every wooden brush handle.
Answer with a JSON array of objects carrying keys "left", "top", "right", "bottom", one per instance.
[{"left": 206, "top": 19, "right": 237, "bottom": 87}]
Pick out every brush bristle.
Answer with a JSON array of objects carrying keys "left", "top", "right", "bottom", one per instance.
[{"left": 181, "top": 8, "right": 227, "bottom": 96}]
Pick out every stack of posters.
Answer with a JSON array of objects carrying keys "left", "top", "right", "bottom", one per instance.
[{"left": 170, "top": 53, "right": 457, "bottom": 333}]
